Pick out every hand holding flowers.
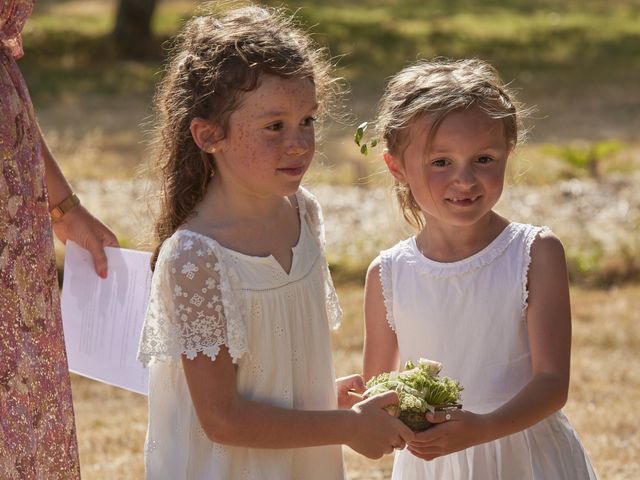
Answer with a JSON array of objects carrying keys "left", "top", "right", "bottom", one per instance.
[{"left": 364, "top": 358, "right": 463, "bottom": 432}]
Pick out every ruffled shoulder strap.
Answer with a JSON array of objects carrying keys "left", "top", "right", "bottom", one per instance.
[
  {"left": 137, "top": 230, "right": 249, "bottom": 367},
  {"left": 296, "top": 187, "right": 342, "bottom": 329},
  {"left": 520, "top": 224, "right": 552, "bottom": 319},
  {"left": 377, "top": 240, "right": 409, "bottom": 333}
]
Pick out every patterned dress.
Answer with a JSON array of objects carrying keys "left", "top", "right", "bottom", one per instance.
[{"left": 0, "top": 1, "right": 81, "bottom": 478}]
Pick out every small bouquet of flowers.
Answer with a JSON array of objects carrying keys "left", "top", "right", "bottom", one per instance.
[{"left": 364, "top": 358, "right": 463, "bottom": 432}]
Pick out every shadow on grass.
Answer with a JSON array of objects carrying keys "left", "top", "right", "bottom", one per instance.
[
  {"left": 21, "top": 1, "right": 640, "bottom": 104},
  {"left": 20, "top": 29, "right": 170, "bottom": 102}
]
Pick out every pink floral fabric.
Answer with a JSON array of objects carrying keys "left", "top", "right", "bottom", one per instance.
[{"left": 0, "top": 1, "right": 81, "bottom": 478}]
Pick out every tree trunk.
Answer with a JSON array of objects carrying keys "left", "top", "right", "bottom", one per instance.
[{"left": 113, "top": 0, "right": 157, "bottom": 58}]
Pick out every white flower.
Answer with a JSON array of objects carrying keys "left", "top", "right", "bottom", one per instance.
[{"left": 418, "top": 358, "right": 442, "bottom": 376}]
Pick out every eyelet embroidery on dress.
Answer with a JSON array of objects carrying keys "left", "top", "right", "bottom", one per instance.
[
  {"left": 285, "top": 286, "right": 294, "bottom": 300},
  {"left": 250, "top": 362, "right": 264, "bottom": 377},
  {"left": 274, "top": 324, "right": 285, "bottom": 338},
  {"left": 196, "top": 424, "right": 208, "bottom": 440},
  {"left": 250, "top": 301, "right": 262, "bottom": 320},
  {"left": 212, "top": 442, "right": 228, "bottom": 460},
  {"left": 145, "top": 439, "right": 159, "bottom": 454}
]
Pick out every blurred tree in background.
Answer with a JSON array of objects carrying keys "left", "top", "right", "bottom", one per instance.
[{"left": 113, "top": 0, "right": 157, "bottom": 58}]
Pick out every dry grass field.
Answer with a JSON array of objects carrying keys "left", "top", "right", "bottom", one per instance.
[{"left": 71, "top": 284, "right": 640, "bottom": 479}]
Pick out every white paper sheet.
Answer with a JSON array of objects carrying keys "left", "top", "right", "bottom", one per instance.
[{"left": 61, "top": 241, "right": 151, "bottom": 395}]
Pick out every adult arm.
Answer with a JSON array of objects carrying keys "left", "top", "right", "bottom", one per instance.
[{"left": 40, "top": 125, "right": 119, "bottom": 277}]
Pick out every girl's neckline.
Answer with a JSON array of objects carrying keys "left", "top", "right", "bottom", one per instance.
[
  {"left": 410, "top": 222, "right": 520, "bottom": 269},
  {"left": 176, "top": 190, "right": 306, "bottom": 276}
]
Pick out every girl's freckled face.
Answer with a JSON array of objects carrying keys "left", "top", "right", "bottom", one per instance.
[{"left": 213, "top": 74, "right": 318, "bottom": 197}]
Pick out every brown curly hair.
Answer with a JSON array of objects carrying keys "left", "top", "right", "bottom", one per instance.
[
  {"left": 149, "top": 4, "right": 338, "bottom": 269},
  {"left": 375, "top": 58, "right": 527, "bottom": 230}
]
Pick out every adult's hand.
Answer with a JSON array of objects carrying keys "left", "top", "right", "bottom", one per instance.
[{"left": 53, "top": 205, "right": 119, "bottom": 278}]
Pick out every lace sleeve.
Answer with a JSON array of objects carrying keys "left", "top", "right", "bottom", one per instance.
[{"left": 138, "top": 232, "right": 245, "bottom": 367}]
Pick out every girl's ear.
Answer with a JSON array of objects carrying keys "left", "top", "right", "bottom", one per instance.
[
  {"left": 190, "top": 117, "right": 222, "bottom": 153},
  {"left": 383, "top": 149, "right": 407, "bottom": 183}
]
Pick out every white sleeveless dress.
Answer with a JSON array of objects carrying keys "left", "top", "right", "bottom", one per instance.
[
  {"left": 137, "top": 188, "right": 345, "bottom": 480},
  {"left": 379, "top": 222, "right": 597, "bottom": 480}
]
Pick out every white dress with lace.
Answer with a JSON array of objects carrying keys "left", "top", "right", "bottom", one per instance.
[
  {"left": 380, "top": 222, "right": 597, "bottom": 480},
  {"left": 138, "top": 188, "right": 345, "bottom": 480}
]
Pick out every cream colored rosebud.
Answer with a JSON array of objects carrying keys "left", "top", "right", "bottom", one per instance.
[{"left": 418, "top": 358, "right": 442, "bottom": 376}]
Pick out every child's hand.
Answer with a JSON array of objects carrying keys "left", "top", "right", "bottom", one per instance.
[
  {"left": 406, "top": 409, "right": 490, "bottom": 461},
  {"left": 347, "top": 391, "right": 415, "bottom": 459},
  {"left": 336, "top": 374, "right": 365, "bottom": 409}
]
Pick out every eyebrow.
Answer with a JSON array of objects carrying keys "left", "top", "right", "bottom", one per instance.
[
  {"left": 255, "top": 103, "right": 319, "bottom": 119},
  {"left": 429, "top": 143, "right": 505, "bottom": 154}
]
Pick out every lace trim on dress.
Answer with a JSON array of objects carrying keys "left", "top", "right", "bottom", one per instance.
[
  {"left": 209, "top": 241, "right": 250, "bottom": 362},
  {"left": 409, "top": 222, "right": 529, "bottom": 278},
  {"left": 138, "top": 188, "right": 341, "bottom": 368},
  {"left": 298, "top": 187, "right": 342, "bottom": 330},
  {"left": 520, "top": 226, "right": 551, "bottom": 320},
  {"left": 378, "top": 252, "right": 396, "bottom": 332},
  {"left": 137, "top": 231, "right": 249, "bottom": 367}
]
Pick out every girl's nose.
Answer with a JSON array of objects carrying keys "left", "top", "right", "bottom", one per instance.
[
  {"left": 455, "top": 166, "right": 476, "bottom": 186},
  {"left": 286, "top": 131, "right": 313, "bottom": 156}
]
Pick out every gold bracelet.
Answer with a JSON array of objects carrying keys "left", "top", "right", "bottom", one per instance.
[{"left": 50, "top": 193, "right": 80, "bottom": 222}]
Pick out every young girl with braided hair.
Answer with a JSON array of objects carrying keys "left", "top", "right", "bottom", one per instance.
[
  {"left": 363, "top": 58, "right": 597, "bottom": 479},
  {"left": 137, "top": 5, "right": 412, "bottom": 479}
]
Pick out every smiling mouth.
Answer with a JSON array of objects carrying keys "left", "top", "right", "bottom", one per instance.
[{"left": 446, "top": 195, "right": 481, "bottom": 206}]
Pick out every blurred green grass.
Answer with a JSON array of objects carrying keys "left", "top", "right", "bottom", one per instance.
[{"left": 22, "top": 1, "right": 640, "bottom": 107}]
